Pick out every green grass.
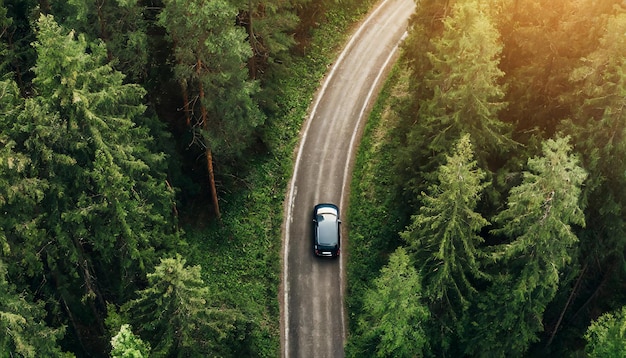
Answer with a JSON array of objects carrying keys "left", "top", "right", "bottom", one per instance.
[
  {"left": 345, "top": 63, "right": 411, "bottom": 336},
  {"left": 181, "top": 1, "right": 377, "bottom": 356}
]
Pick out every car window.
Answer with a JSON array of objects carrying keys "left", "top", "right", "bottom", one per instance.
[{"left": 318, "top": 215, "right": 338, "bottom": 245}]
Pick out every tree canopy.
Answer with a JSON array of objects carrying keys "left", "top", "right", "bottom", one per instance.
[
  {"left": 348, "top": 1, "right": 624, "bottom": 357},
  {"left": 348, "top": 247, "right": 429, "bottom": 358}
]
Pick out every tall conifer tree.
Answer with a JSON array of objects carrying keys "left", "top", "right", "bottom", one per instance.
[
  {"left": 397, "top": 0, "right": 512, "bottom": 197},
  {"left": 123, "top": 255, "right": 240, "bottom": 357},
  {"left": 466, "top": 136, "right": 586, "bottom": 356},
  {"left": 401, "top": 134, "right": 489, "bottom": 353},
  {"left": 347, "top": 248, "right": 430, "bottom": 358},
  {"left": 561, "top": 11, "right": 626, "bottom": 314},
  {"left": 159, "top": 0, "right": 265, "bottom": 220},
  {"left": 0, "top": 15, "right": 179, "bottom": 350}
]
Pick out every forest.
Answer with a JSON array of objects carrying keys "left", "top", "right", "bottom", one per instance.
[
  {"left": 0, "top": 0, "right": 374, "bottom": 356},
  {"left": 346, "top": 0, "right": 626, "bottom": 357},
  {"left": 2, "top": 0, "right": 626, "bottom": 356}
]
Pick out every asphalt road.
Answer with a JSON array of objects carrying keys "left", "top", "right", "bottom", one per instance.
[{"left": 281, "top": 0, "right": 415, "bottom": 356}]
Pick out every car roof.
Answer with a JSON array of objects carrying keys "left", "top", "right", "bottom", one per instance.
[{"left": 316, "top": 204, "right": 339, "bottom": 246}]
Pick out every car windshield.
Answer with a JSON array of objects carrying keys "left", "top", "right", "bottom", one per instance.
[{"left": 317, "top": 213, "right": 338, "bottom": 245}]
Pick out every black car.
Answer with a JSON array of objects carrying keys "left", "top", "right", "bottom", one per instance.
[{"left": 313, "top": 203, "right": 341, "bottom": 258}]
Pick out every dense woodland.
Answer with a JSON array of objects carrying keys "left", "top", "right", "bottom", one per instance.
[
  {"left": 347, "top": 0, "right": 626, "bottom": 357},
  {"left": 2, "top": 0, "right": 626, "bottom": 356},
  {"left": 0, "top": 0, "right": 374, "bottom": 356}
]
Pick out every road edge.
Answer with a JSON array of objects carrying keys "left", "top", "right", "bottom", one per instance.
[{"left": 279, "top": 1, "right": 412, "bottom": 356}]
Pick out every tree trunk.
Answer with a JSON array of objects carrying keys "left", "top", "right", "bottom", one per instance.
[
  {"left": 197, "top": 59, "right": 222, "bottom": 222},
  {"left": 546, "top": 263, "right": 588, "bottom": 347},
  {"left": 247, "top": 0, "right": 257, "bottom": 79},
  {"left": 205, "top": 148, "right": 221, "bottom": 221},
  {"left": 181, "top": 81, "right": 191, "bottom": 126}
]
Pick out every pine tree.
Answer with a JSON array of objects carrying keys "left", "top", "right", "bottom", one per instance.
[
  {"left": 397, "top": 0, "right": 512, "bottom": 197},
  {"left": 585, "top": 306, "right": 626, "bottom": 357},
  {"left": 230, "top": 0, "right": 301, "bottom": 114},
  {"left": 465, "top": 136, "right": 587, "bottom": 356},
  {"left": 347, "top": 248, "right": 429, "bottom": 358},
  {"left": 560, "top": 10, "right": 626, "bottom": 321},
  {"left": 0, "top": 15, "right": 179, "bottom": 350},
  {"left": 0, "top": 259, "right": 69, "bottom": 357},
  {"left": 232, "top": 0, "right": 298, "bottom": 79},
  {"left": 123, "top": 255, "right": 240, "bottom": 357},
  {"left": 159, "top": 0, "right": 265, "bottom": 220},
  {"left": 110, "top": 324, "right": 150, "bottom": 358},
  {"left": 400, "top": 134, "right": 489, "bottom": 353}
]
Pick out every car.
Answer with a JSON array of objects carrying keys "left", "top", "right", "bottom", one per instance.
[{"left": 313, "top": 203, "right": 341, "bottom": 258}]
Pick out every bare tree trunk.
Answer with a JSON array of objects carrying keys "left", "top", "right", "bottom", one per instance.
[
  {"left": 546, "top": 263, "right": 588, "bottom": 347},
  {"left": 197, "top": 59, "right": 222, "bottom": 222},
  {"left": 205, "top": 148, "right": 221, "bottom": 221},
  {"left": 247, "top": 0, "right": 258, "bottom": 79}
]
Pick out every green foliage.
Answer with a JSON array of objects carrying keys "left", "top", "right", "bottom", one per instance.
[
  {"left": 561, "top": 10, "right": 626, "bottom": 286},
  {"left": 347, "top": 248, "right": 429, "bottom": 358},
  {"left": 110, "top": 324, "right": 150, "bottom": 358},
  {"left": 402, "top": 134, "right": 489, "bottom": 299},
  {"left": 27, "top": 12, "right": 177, "bottom": 278},
  {"left": 0, "top": 0, "right": 38, "bottom": 88},
  {"left": 585, "top": 306, "right": 626, "bottom": 357},
  {"left": 123, "top": 255, "right": 240, "bottom": 357},
  {"left": 0, "top": 15, "right": 179, "bottom": 352},
  {"left": 492, "top": 136, "right": 587, "bottom": 253},
  {"left": 49, "top": 0, "right": 150, "bottom": 82},
  {"left": 230, "top": 0, "right": 299, "bottom": 78},
  {"left": 0, "top": 259, "right": 70, "bottom": 357},
  {"left": 466, "top": 136, "right": 587, "bottom": 356},
  {"left": 159, "top": 0, "right": 265, "bottom": 160},
  {"left": 400, "top": 134, "right": 489, "bottom": 352},
  {"left": 397, "top": 0, "right": 512, "bottom": 198}
]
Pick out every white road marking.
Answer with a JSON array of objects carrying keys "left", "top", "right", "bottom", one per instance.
[{"left": 338, "top": 30, "right": 409, "bottom": 347}]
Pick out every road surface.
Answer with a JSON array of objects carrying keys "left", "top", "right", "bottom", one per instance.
[{"left": 281, "top": 0, "right": 415, "bottom": 357}]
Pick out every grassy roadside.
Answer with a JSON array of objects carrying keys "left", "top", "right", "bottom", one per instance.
[
  {"left": 345, "top": 63, "right": 411, "bottom": 337},
  {"left": 181, "top": 2, "right": 377, "bottom": 356}
]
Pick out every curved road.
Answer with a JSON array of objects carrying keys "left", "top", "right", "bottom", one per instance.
[{"left": 281, "top": 0, "right": 415, "bottom": 357}]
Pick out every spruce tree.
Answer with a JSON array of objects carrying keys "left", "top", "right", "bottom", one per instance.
[
  {"left": 397, "top": 0, "right": 512, "bottom": 197},
  {"left": 585, "top": 305, "right": 626, "bottom": 357},
  {"left": 110, "top": 324, "right": 150, "bottom": 358},
  {"left": 466, "top": 136, "right": 587, "bottom": 356},
  {"left": 347, "top": 248, "right": 429, "bottom": 358},
  {"left": 0, "top": 15, "right": 179, "bottom": 350},
  {"left": 123, "top": 255, "right": 240, "bottom": 357},
  {"left": 561, "top": 11, "right": 626, "bottom": 318},
  {"left": 400, "top": 134, "right": 489, "bottom": 353},
  {"left": 0, "top": 259, "right": 69, "bottom": 357}
]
